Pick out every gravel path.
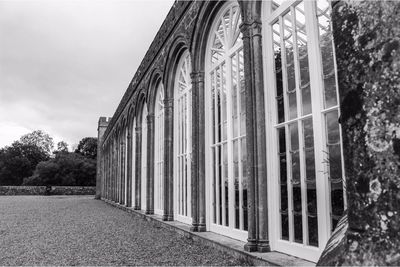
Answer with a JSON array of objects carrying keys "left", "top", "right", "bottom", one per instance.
[{"left": 0, "top": 196, "right": 248, "bottom": 266}]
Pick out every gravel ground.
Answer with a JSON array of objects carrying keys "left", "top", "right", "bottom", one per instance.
[{"left": 0, "top": 196, "right": 249, "bottom": 266}]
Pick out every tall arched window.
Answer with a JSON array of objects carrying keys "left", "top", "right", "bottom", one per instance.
[
  {"left": 131, "top": 117, "right": 136, "bottom": 206},
  {"left": 154, "top": 83, "right": 165, "bottom": 215},
  {"left": 205, "top": 2, "right": 247, "bottom": 242},
  {"left": 124, "top": 127, "right": 128, "bottom": 205},
  {"left": 141, "top": 104, "right": 148, "bottom": 211},
  {"left": 174, "top": 51, "right": 192, "bottom": 224},
  {"left": 262, "top": 0, "right": 345, "bottom": 262}
]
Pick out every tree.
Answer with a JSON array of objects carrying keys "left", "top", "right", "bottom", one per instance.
[
  {"left": 75, "top": 137, "right": 97, "bottom": 159},
  {"left": 20, "top": 130, "right": 54, "bottom": 155},
  {"left": 23, "top": 152, "right": 96, "bottom": 186},
  {"left": 0, "top": 141, "right": 49, "bottom": 185},
  {"left": 56, "top": 141, "right": 69, "bottom": 153}
]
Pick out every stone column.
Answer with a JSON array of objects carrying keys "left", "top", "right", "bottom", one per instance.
[
  {"left": 117, "top": 135, "right": 121, "bottom": 204},
  {"left": 189, "top": 71, "right": 199, "bottom": 232},
  {"left": 126, "top": 131, "right": 133, "bottom": 207},
  {"left": 111, "top": 139, "right": 114, "bottom": 201},
  {"left": 239, "top": 0, "right": 269, "bottom": 252},
  {"left": 114, "top": 137, "right": 117, "bottom": 202},
  {"left": 240, "top": 21, "right": 258, "bottom": 252},
  {"left": 190, "top": 71, "right": 206, "bottom": 232},
  {"left": 146, "top": 114, "right": 155, "bottom": 215},
  {"left": 121, "top": 135, "right": 126, "bottom": 205},
  {"left": 134, "top": 126, "right": 142, "bottom": 210},
  {"left": 163, "top": 98, "right": 174, "bottom": 221},
  {"left": 106, "top": 147, "right": 110, "bottom": 200}
]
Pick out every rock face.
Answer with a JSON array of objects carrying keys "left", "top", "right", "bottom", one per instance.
[{"left": 318, "top": 1, "right": 400, "bottom": 265}]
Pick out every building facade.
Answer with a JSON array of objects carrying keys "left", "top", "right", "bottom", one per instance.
[{"left": 97, "top": 1, "right": 400, "bottom": 265}]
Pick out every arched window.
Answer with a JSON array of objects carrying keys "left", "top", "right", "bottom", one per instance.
[
  {"left": 154, "top": 83, "right": 165, "bottom": 215},
  {"left": 124, "top": 126, "right": 128, "bottom": 205},
  {"left": 141, "top": 104, "right": 148, "bottom": 211},
  {"left": 262, "top": 0, "right": 345, "bottom": 262},
  {"left": 131, "top": 117, "right": 136, "bottom": 206},
  {"left": 205, "top": 1, "right": 247, "bottom": 242},
  {"left": 174, "top": 51, "right": 192, "bottom": 224}
]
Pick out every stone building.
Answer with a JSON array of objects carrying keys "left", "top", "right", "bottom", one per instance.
[{"left": 97, "top": 1, "right": 400, "bottom": 265}]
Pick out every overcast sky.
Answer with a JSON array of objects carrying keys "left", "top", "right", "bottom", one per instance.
[{"left": 0, "top": 0, "right": 174, "bottom": 150}]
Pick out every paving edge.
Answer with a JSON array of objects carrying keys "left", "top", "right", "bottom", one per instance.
[{"left": 101, "top": 199, "right": 315, "bottom": 266}]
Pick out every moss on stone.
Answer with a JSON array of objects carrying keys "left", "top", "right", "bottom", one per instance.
[{"left": 330, "top": 1, "right": 400, "bottom": 265}]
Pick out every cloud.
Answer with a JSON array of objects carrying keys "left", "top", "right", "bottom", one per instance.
[{"left": 0, "top": 0, "right": 174, "bottom": 148}]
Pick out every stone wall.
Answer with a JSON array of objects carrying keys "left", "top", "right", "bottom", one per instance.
[{"left": 0, "top": 186, "right": 96, "bottom": 196}]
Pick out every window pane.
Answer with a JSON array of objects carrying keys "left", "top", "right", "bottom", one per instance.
[
  {"left": 316, "top": 0, "right": 338, "bottom": 109},
  {"left": 283, "top": 11, "right": 297, "bottom": 120},
  {"left": 273, "top": 22, "right": 285, "bottom": 123}
]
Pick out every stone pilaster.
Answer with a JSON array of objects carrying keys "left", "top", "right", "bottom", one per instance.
[
  {"left": 126, "top": 131, "right": 133, "bottom": 207},
  {"left": 239, "top": 0, "right": 269, "bottom": 252},
  {"left": 146, "top": 114, "right": 155, "bottom": 215},
  {"left": 190, "top": 71, "right": 205, "bottom": 232},
  {"left": 135, "top": 126, "right": 142, "bottom": 210},
  {"left": 163, "top": 97, "right": 174, "bottom": 221},
  {"left": 121, "top": 135, "right": 126, "bottom": 205}
]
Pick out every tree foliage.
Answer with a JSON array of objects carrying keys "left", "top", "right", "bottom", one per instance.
[
  {"left": 23, "top": 152, "right": 96, "bottom": 186},
  {"left": 56, "top": 141, "right": 69, "bottom": 153},
  {"left": 0, "top": 141, "right": 50, "bottom": 185},
  {"left": 19, "top": 130, "right": 54, "bottom": 155},
  {"left": 75, "top": 137, "right": 97, "bottom": 159}
]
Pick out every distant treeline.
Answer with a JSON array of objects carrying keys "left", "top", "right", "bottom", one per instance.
[{"left": 0, "top": 130, "right": 97, "bottom": 186}]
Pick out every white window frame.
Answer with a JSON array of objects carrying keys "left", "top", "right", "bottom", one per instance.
[
  {"left": 262, "top": 0, "right": 346, "bottom": 262},
  {"left": 173, "top": 50, "right": 192, "bottom": 225},
  {"left": 205, "top": 1, "right": 248, "bottom": 242}
]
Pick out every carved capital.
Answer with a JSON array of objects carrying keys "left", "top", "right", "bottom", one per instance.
[
  {"left": 239, "top": 22, "right": 251, "bottom": 39},
  {"left": 250, "top": 20, "right": 262, "bottom": 38},
  {"left": 240, "top": 20, "right": 262, "bottom": 39}
]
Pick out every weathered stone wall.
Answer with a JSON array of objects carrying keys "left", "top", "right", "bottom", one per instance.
[
  {"left": 321, "top": 1, "right": 400, "bottom": 265},
  {"left": 0, "top": 186, "right": 96, "bottom": 196}
]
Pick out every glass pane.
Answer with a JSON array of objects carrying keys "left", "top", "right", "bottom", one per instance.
[
  {"left": 283, "top": 11, "right": 297, "bottom": 120},
  {"left": 233, "top": 139, "right": 239, "bottom": 229},
  {"left": 303, "top": 119, "right": 315, "bottom": 183},
  {"left": 218, "top": 145, "right": 222, "bottom": 225},
  {"left": 326, "top": 110, "right": 340, "bottom": 144},
  {"left": 273, "top": 22, "right": 285, "bottom": 123},
  {"left": 294, "top": 3, "right": 312, "bottom": 116},
  {"left": 241, "top": 138, "right": 248, "bottom": 231},
  {"left": 232, "top": 53, "right": 239, "bottom": 138},
  {"left": 212, "top": 147, "right": 216, "bottom": 223},
  {"left": 293, "top": 186, "right": 303, "bottom": 243},
  {"left": 239, "top": 50, "right": 246, "bottom": 136},
  {"left": 316, "top": 0, "right": 338, "bottom": 109},
  {"left": 222, "top": 63, "right": 227, "bottom": 141},
  {"left": 278, "top": 127, "right": 288, "bottom": 240},
  {"left": 223, "top": 143, "right": 229, "bottom": 226},
  {"left": 289, "top": 123, "right": 300, "bottom": 185}
]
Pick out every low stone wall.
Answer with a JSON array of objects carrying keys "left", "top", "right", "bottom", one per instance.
[{"left": 0, "top": 186, "right": 95, "bottom": 196}]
